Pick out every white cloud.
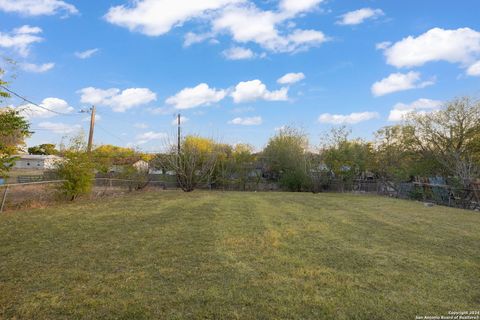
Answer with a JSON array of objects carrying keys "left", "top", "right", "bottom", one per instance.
[
  {"left": 105, "top": 0, "right": 241, "bottom": 36},
  {"left": 0, "top": 25, "right": 43, "bottom": 56},
  {"left": 228, "top": 116, "right": 262, "bottom": 125},
  {"left": 279, "top": 0, "right": 324, "bottom": 16},
  {"left": 285, "top": 29, "right": 327, "bottom": 51},
  {"left": 20, "top": 97, "right": 74, "bottom": 118},
  {"left": 136, "top": 131, "right": 167, "bottom": 145},
  {"left": 0, "top": 0, "right": 78, "bottom": 16},
  {"left": 318, "top": 111, "right": 379, "bottom": 124},
  {"left": 222, "top": 46, "right": 255, "bottom": 60},
  {"left": 336, "top": 8, "right": 384, "bottom": 26},
  {"left": 171, "top": 115, "right": 189, "bottom": 125},
  {"left": 166, "top": 83, "right": 226, "bottom": 109},
  {"left": 388, "top": 98, "right": 443, "bottom": 122},
  {"left": 75, "top": 48, "right": 99, "bottom": 59},
  {"left": 381, "top": 27, "right": 480, "bottom": 68},
  {"left": 375, "top": 41, "right": 391, "bottom": 50},
  {"left": 183, "top": 32, "right": 215, "bottom": 47},
  {"left": 212, "top": 5, "right": 328, "bottom": 53},
  {"left": 14, "top": 25, "right": 42, "bottom": 34},
  {"left": 20, "top": 62, "right": 54, "bottom": 73},
  {"left": 371, "top": 71, "right": 435, "bottom": 97},
  {"left": 231, "top": 79, "right": 288, "bottom": 103},
  {"left": 105, "top": 0, "right": 328, "bottom": 54},
  {"left": 467, "top": 60, "right": 480, "bottom": 76},
  {"left": 78, "top": 87, "right": 157, "bottom": 112},
  {"left": 277, "top": 72, "right": 305, "bottom": 84},
  {"left": 38, "top": 121, "right": 81, "bottom": 134}
]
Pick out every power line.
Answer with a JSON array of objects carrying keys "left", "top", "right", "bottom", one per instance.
[{"left": 0, "top": 85, "right": 79, "bottom": 116}]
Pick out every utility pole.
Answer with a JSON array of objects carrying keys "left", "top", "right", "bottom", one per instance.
[
  {"left": 177, "top": 113, "right": 181, "bottom": 154},
  {"left": 87, "top": 105, "right": 96, "bottom": 153}
]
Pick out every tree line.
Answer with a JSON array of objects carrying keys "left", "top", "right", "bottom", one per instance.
[
  {"left": 154, "top": 96, "right": 480, "bottom": 193},
  {"left": 1, "top": 72, "right": 479, "bottom": 198}
]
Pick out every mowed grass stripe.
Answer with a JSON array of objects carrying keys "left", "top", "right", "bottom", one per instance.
[{"left": 0, "top": 191, "right": 479, "bottom": 319}]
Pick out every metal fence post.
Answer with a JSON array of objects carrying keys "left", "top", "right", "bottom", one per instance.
[{"left": 1, "top": 186, "right": 9, "bottom": 213}]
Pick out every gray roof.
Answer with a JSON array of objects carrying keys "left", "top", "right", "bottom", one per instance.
[{"left": 14, "top": 155, "right": 62, "bottom": 160}]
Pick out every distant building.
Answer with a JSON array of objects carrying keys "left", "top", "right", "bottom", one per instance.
[
  {"left": 109, "top": 159, "right": 149, "bottom": 173},
  {"left": 12, "top": 155, "right": 63, "bottom": 170},
  {"left": 132, "top": 160, "right": 149, "bottom": 172}
]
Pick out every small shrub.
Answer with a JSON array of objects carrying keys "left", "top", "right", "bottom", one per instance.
[
  {"left": 56, "top": 151, "right": 94, "bottom": 201},
  {"left": 280, "top": 169, "right": 311, "bottom": 192}
]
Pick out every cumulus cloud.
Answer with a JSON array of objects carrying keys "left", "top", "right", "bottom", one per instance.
[
  {"left": 371, "top": 71, "right": 435, "bottom": 97},
  {"left": 78, "top": 87, "right": 157, "bottom": 112},
  {"left": 213, "top": 5, "right": 328, "bottom": 53},
  {"left": 381, "top": 27, "right": 480, "bottom": 68},
  {"left": 222, "top": 46, "right": 255, "bottom": 60},
  {"left": 388, "top": 98, "right": 443, "bottom": 122},
  {"left": 20, "top": 62, "right": 54, "bottom": 73},
  {"left": 318, "top": 111, "right": 379, "bottom": 124},
  {"left": 0, "top": 25, "right": 43, "bottom": 56},
  {"left": 231, "top": 79, "right": 288, "bottom": 103},
  {"left": 277, "top": 72, "right": 305, "bottom": 84},
  {"left": 279, "top": 0, "right": 324, "bottom": 16},
  {"left": 105, "top": 0, "right": 328, "bottom": 54},
  {"left": 166, "top": 83, "right": 226, "bottom": 109},
  {"left": 20, "top": 97, "right": 74, "bottom": 118},
  {"left": 75, "top": 48, "right": 99, "bottom": 59},
  {"left": 105, "top": 0, "right": 241, "bottom": 36},
  {"left": 336, "top": 8, "right": 384, "bottom": 26},
  {"left": 228, "top": 116, "right": 262, "bottom": 125},
  {"left": 38, "top": 121, "right": 81, "bottom": 134},
  {"left": 0, "top": 0, "right": 78, "bottom": 16},
  {"left": 467, "top": 60, "right": 480, "bottom": 76},
  {"left": 136, "top": 131, "right": 167, "bottom": 145}
]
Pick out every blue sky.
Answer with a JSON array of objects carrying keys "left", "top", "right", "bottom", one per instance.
[{"left": 0, "top": 0, "right": 479, "bottom": 151}]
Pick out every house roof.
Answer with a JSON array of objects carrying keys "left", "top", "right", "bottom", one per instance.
[{"left": 14, "top": 155, "right": 62, "bottom": 160}]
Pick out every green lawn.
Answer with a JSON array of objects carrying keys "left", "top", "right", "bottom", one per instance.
[{"left": 1, "top": 191, "right": 479, "bottom": 319}]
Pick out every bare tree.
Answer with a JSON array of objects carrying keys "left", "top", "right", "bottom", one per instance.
[{"left": 158, "top": 135, "right": 219, "bottom": 192}]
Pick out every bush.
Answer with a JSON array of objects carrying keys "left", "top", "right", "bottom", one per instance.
[
  {"left": 280, "top": 169, "right": 311, "bottom": 192},
  {"left": 120, "top": 165, "right": 149, "bottom": 191},
  {"left": 55, "top": 138, "right": 94, "bottom": 201}
]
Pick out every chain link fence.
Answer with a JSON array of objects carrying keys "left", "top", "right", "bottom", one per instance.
[
  {"left": 1, "top": 174, "right": 479, "bottom": 212},
  {"left": 0, "top": 178, "right": 170, "bottom": 212}
]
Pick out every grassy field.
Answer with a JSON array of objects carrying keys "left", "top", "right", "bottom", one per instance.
[{"left": 0, "top": 191, "right": 479, "bottom": 319}]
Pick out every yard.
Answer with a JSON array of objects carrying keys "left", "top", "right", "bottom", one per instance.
[{"left": 0, "top": 191, "right": 479, "bottom": 319}]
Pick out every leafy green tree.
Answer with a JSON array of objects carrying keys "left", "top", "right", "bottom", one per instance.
[
  {"left": 320, "top": 126, "right": 374, "bottom": 184},
  {"left": 232, "top": 144, "right": 256, "bottom": 191},
  {"left": 405, "top": 96, "right": 480, "bottom": 186},
  {"left": 92, "top": 144, "right": 136, "bottom": 174},
  {"left": 28, "top": 143, "right": 58, "bottom": 155},
  {"left": 55, "top": 135, "right": 94, "bottom": 201},
  {"left": 263, "top": 126, "right": 311, "bottom": 191},
  {"left": 0, "top": 73, "right": 31, "bottom": 178}
]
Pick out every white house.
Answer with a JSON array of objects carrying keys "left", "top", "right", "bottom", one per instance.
[
  {"left": 133, "top": 160, "right": 149, "bottom": 172},
  {"left": 12, "top": 155, "right": 63, "bottom": 170}
]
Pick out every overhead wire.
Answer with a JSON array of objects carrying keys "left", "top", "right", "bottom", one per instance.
[{"left": 1, "top": 85, "right": 80, "bottom": 117}]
